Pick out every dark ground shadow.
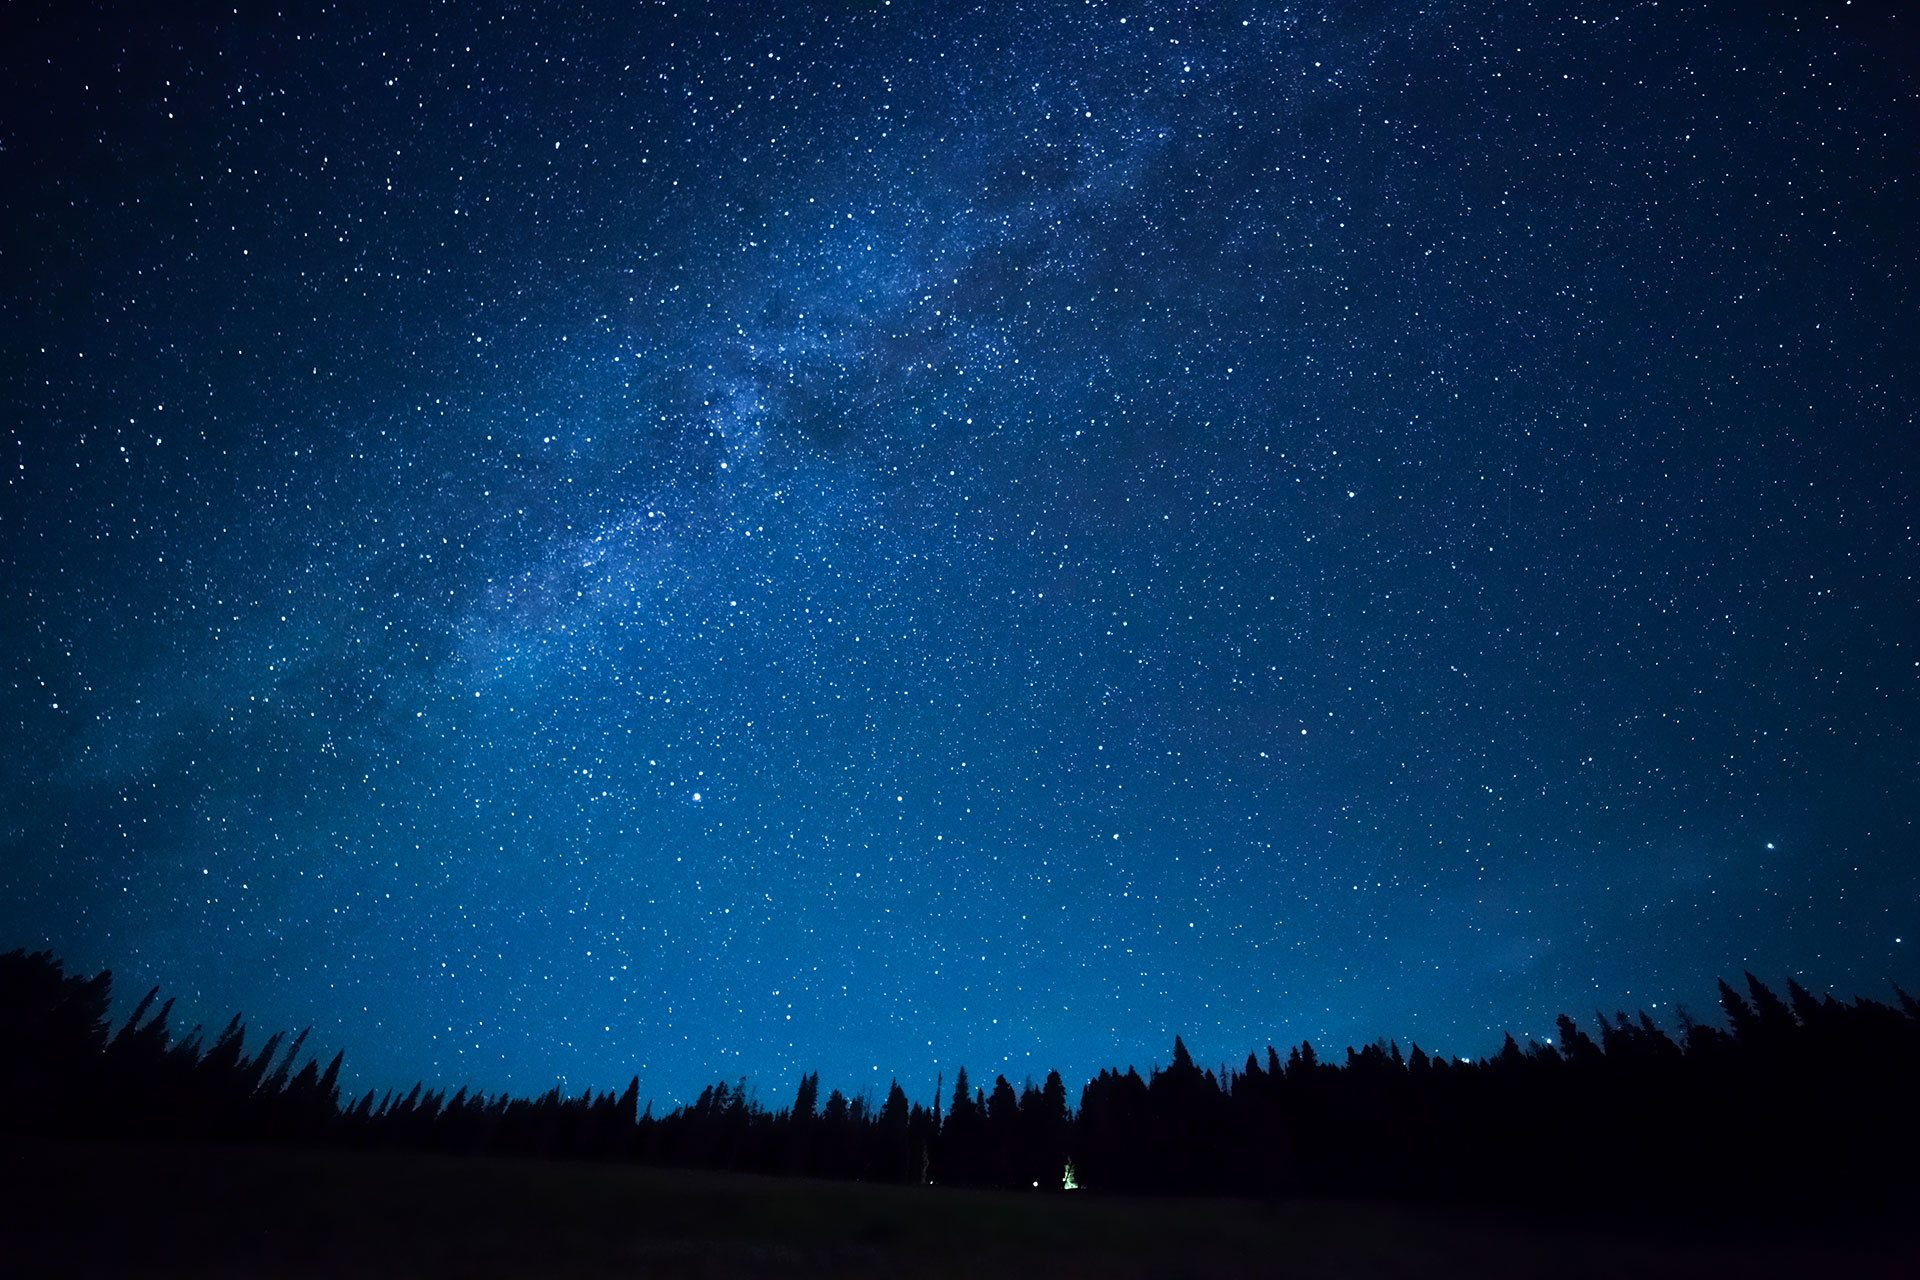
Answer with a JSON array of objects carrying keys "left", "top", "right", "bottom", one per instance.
[{"left": 2, "top": 1137, "right": 1915, "bottom": 1278}]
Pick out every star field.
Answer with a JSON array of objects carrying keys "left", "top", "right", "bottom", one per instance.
[{"left": 2, "top": 1, "right": 1915, "bottom": 1106}]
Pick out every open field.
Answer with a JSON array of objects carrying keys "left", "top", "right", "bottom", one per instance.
[{"left": 2, "top": 1138, "right": 1914, "bottom": 1278}]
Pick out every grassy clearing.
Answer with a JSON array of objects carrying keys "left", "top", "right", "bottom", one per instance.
[{"left": 2, "top": 1137, "right": 1913, "bottom": 1277}]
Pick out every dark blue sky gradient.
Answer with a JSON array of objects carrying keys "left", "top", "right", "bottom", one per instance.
[{"left": 3, "top": 1, "right": 1915, "bottom": 1107}]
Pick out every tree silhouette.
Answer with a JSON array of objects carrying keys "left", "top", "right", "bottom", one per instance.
[
  {"left": 936, "top": 1067, "right": 981, "bottom": 1185},
  {"left": 4, "top": 947, "right": 1917, "bottom": 1209}
]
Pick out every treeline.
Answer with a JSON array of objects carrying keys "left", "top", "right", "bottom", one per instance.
[{"left": 4, "top": 948, "right": 1917, "bottom": 1207}]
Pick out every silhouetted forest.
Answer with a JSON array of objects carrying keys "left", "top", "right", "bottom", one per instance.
[{"left": 4, "top": 948, "right": 1917, "bottom": 1208}]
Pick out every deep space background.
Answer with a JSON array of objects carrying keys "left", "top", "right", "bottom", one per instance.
[{"left": 3, "top": 0, "right": 1915, "bottom": 1108}]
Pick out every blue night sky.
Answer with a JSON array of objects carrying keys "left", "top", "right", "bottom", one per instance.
[{"left": 3, "top": 1, "right": 1914, "bottom": 1109}]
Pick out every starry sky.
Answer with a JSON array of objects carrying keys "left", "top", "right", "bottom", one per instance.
[{"left": 3, "top": 1, "right": 1915, "bottom": 1107}]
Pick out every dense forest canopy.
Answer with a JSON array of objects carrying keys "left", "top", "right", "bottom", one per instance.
[{"left": 4, "top": 948, "right": 1916, "bottom": 1208}]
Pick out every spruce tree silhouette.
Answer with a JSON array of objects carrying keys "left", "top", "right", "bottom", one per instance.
[
  {"left": 0, "top": 950, "right": 111, "bottom": 1134},
  {"left": 986, "top": 1075, "right": 1020, "bottom": 1186},
  {"left": 937, "top": 1067, "right": 979, "bottom": 1185},
  {"left": 1718, "top": 979, "right": 1763, "bottom": 1044},
  {"left": 821, "top": 1088, "right": 852, "bottom": 1178},
  {"left": 791, "top": 1070, "right": 819, "bottom": 1122},
  {"left": 1034, "top": 1070, "right": 1070, "bottom": 1190},
  {"left": 787, "top": 1070, "right": 820, "bottom": 1173},
  {"left": 1785, "top": 977, "right": 1829, "bottom": 1031},
  {"left": 877, "top": 1080, "right": 912, "bottom": 1182},
  {"left": 1555, "top": 1014, "right": 1603, "bottom": 1065},
  {"left": 1744, "top": 973, "right": 1798, "bottom": 1045}
]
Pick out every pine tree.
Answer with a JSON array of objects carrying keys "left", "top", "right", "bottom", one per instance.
[{"left": 791, "top": 1070, "right": 819, "bottom": 1122}]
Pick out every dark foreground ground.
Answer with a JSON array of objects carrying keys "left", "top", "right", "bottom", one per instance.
[{"left": 3, "top": 1138, "right": 1915, "bottom": 1278}]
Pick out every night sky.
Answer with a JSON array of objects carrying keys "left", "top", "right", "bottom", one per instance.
[{"left": 3, "top": 2, "right": 1915, "bottom": 1109}]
